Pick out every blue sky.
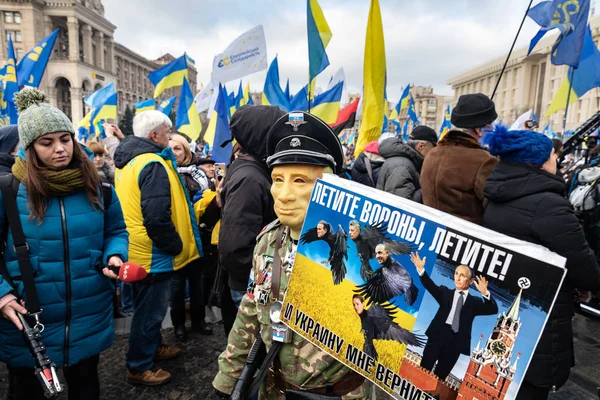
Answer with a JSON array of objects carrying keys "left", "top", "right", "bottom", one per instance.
[{"left": 101, "top": 0, "right": 600, "bottom": 98}]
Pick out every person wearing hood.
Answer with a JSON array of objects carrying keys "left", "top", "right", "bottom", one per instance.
[
  {"left": 351, "top": 141, "right": 384, "bottom": 187},
  {"left": 218, "top": 105, "right": 285, "bottom": 313},
  {"left": 377, "top": 126, "right": 438, "bottom": 202},
  {"left": 420, "top": 93, "right": 499, "bottom": 224},
  {"left": 113, "top": 110, "right": 203, "bottom": 386},
  {"left": 482, "top": 126, "right": 600, "bottom": 400},
  {"left": 0, "top": 89, "right": 128, "bottom": 400},
  {"left": 0, "top": 125, "right": 19, "bottom": 175}
]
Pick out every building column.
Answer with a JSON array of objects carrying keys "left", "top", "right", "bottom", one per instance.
[
  {"left": 81, "top": 24, "right": 93, "bottom": 65},
  {"left": 70, "top": 87, "right": 83, "bottom": 124},
  {"left": 94, "top": 31, "right": 105, "bottom": 70},
  {"left": 105, "top": 36, "right": 114, "bottom": 74},
  {"left": 44, "top": 15, "right": 53, "bottom": 37},
  {"left": 47, "top": 87, "right": 58, "bottom": 108},
  {"left": 67, "top": 17, "right": 79, "bottom": 62}
]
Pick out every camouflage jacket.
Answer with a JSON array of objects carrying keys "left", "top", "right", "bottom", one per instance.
[{"left": 213, "top": 220, "right": 372, "bottom": 399}]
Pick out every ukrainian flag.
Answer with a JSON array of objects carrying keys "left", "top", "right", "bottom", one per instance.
[
  {"left": 262, "top": 56, "right": 290, "bottom": 111},
  {"left": 242, "top": 82, "right": 253, "bottom": 106},
  {"left": 204, "top": 83, "right": 231, "bottom": 163},
  {"left": 355, "top": 0, "right": 386, "bottom": 157},
  {"left": 135, "top": 98, "right": 155, "bottom": 114},
  {"left": 85, "top": 82, "right": 116, "bottom": 108},
  {"left": 389, "top": 85, "right": 410, "bottom": 120},
  {"left": 17, "top": 28, "right": 59, "bottom": 87},
  {"left": 175, "top": 77, "right": 202, "bottom": 141},
  {"left": 439, "top": 105, "right": 451, "bottom": 139},
  {"left": 310, "top": 81, "right": 343, "bottom": 124},
  {"left": 4, "top": 37, "right": 19, "bottom": 124},
  {"left": 545, "top": 26, "right": 600, "bottom": 116},
  {"left": 91, "top": 92, "right": 117, "bottom": 136},
  {"left": 157, "top": 96, "right": 176, "bottom": 116},
  {"left": 148, "top": 54, "right": 188, "bottom": 98},
  {"left": 408, "top": 95, "right": 419, "bottom": 124},
  {"left": 307, "top": 0, "right": 332, "bottom": 95},
  {"left": 235, "top": 81, "right": 244, "bottom": 108},
  {"left": 77, "top": 110, "right": 93, "bottom": 142}
]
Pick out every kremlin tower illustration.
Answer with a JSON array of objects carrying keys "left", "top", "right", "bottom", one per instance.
[{"left": 400, "top": 289, "right": 525, "bottom": 400}]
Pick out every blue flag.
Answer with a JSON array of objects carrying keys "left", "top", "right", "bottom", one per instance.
[
  {"left": 17, "top": 29, "right": 59, "bottom": 87},
  {"left": 4, "top": 37, "right": 19, "bottom": 124},
  {"left": 290, "top": 85, "right": 309, "bottom": 111},
  {"left": 157, "top": 96, "right": 176, "bottom": 116},
  {"left": 408, "top": 95, "right": 419, "bottom": 124},
  {"left": 262, "top": 56, "right": 290, "bottom": 111},
  {"left": 527, "top": 0, "right": 590, "bottom": 68},
  {"left": 85, "top": 82, "right": 116, "bottom": 109},
  {"left": 212, "top": 84, "right": 233, "bottom": 164}
]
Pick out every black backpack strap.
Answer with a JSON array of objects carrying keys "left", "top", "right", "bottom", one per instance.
[
  {"left": 0, "top": 174, "right": 42, "bottom": 314},
  {"left": 100, "top": 181, "right": 112, "bottom": 211}
]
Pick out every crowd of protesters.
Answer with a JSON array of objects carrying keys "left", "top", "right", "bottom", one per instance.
[{"left": 0, "top": 87, "right": 598, "bottom": 400}]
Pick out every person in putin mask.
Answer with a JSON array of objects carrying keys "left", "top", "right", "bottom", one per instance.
[
  {"left": 168, "top": 133, "right": 213, "bottom": 339},
  {"left": 482, "top": 126, "right": 600, "bottom": 400},
  {"left": 113, "top": 110, "right": 203, "bottom": 386},
  {"left": 0, "top": 89, "right": 128, "bottom": 400}
]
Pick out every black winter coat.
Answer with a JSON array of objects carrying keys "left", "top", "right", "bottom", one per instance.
[
  {"left": 376, "top": 139, "right": 424, "bottom": 202},
  {"left": 483, "top": 161, "right": 600, "bottom": 390},
  {"left": 350, "top": 153, "right": 383, "bottom": 187}
]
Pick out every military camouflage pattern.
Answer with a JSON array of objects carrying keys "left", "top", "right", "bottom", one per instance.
[{"left": 213, "top": 220, "right": 373, "bottom": 399}]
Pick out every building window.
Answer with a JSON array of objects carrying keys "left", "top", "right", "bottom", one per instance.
[
  {"left": 16, "top": 48, "right": 23, "bottom": 58},
  {"left": 14, "top": 12, "right": 20, "bottom": 24},
  {"left": 4, "top": 12, "right": 12, "bottom": 23},
  {"left": 15, "top": 30, "right": 21, "bottom": 42}
]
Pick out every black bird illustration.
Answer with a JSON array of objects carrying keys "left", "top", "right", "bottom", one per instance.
[
  {"left": 355, "top": 301, "right": 425, "bottom": 360},
  {"left": 349, "top": 221, "right": 414, "bottom": 281},
  {"left": 301, "top": 222, "right": 348, "bottom": 284}
]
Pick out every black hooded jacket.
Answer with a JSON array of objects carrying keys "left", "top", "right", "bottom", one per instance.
[
  {"left": 0, "top": 125, "right": 19, "bottom": 176},
  {"left": 483, "top": 161, "right": 600, "bottom": 389},
  {"left": 350, "top": 153, "right": 383, "bottom": 187},
  {"left": 114, "top": 136, "right": 183, "bottom": 257},
  {"left": 376, "top": 139, "right": 424, "bottom": 202},
  {"left": 219, "top": 105, "right": 285, "bottom": 291}
]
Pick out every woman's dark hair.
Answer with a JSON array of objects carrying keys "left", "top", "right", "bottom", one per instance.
[
  {"left": 352, "top": 294, "right": 364, "bottom": 302},
  {"left": 26, "top": 140, "right": 102, "bottom": 222},
  {"left": 551, "top": 138, "right": 563, "bottom": 156}
]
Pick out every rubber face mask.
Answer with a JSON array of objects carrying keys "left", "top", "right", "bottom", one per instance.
[{"left": 270, "top": 164, "right": 325, "bottom": 238}]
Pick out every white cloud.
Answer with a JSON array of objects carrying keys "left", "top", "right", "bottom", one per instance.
[{"left": 102, "top": 0, "right": 598, "bottom": 100}]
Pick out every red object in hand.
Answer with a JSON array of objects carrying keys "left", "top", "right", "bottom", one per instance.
[{"left": 118, "top": 262, "right": 147, "bottom": 283}]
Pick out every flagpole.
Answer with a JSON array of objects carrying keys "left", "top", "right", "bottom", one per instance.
[
  {"left": 561, "top": 67, "right": 576, "bottom": 138},
  {"left": 491, "top": 0, "right": 534, "bottom": 100}
]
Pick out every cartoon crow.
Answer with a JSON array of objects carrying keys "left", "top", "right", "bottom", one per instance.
[
  {"left": 348, "top": 220, "right": 414, "bottom": 281},
  {"left": 301, "top": 220, "right": 348, "bottom": 284},
  {"left": 355, "top": 242, "right": 419, "bottom": 306},
  {"left": 353, "top": 295, "right": 425, "bottom": 360}
]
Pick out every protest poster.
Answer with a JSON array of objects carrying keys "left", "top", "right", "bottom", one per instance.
[{"left": 280, "top": 174, "right": 567, "bottom": 400}]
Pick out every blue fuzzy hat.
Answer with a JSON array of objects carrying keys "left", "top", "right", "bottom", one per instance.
[{"left": 481, "top": 124, "right": 553, "bottom": 167}]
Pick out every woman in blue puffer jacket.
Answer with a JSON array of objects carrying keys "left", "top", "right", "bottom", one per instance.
[{"left": 0, "top": 89, "right": 128, "bottom": 400}]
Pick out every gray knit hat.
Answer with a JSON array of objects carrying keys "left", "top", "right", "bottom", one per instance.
[{"left": 15, "top": 88, "right": 75, "bottom": 148}]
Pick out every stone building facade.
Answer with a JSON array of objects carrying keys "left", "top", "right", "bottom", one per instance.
[{"left": 0, "top": 0, "right": 196, "bottom": 124}]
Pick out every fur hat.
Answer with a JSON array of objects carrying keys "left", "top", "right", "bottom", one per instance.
[
  {"left": 482, "top": 124, "right": 553, "bottom": 167},
  {"left": 15, "top": 88, "right": 75, "bottom": 149}
]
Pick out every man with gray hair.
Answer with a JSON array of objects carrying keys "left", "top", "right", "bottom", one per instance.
[
  {"left": 114, "top": 111, "right": 203, "bottom": 386},
  {"left": 376, "top": 126, "right": 437, "bottom": 202}
]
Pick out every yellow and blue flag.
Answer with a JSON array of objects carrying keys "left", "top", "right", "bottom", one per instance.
[
  {"left": 17, "top": 28, "right": 59, "bottom": 87},
  {"left": 242, "top": 82, "right": 253, "bottom": 106},
  {"left": 408, "top": 95, "right": 419, "bottom": 125},
  {"left": 148, "top": 54, "right": 188, "bottom": 98},
  {"left": 91, "top": 92, "right": 117, "bottom": 137},
  {"left": 157, "top": 96, "right": 176, "bottom": 116},
  {"left": 310, "top": 81, "right": 343, "bottom": 124},
  {"left": 439, "top": 105, "right": 452, "bottom": 139},
  {"left": 546, "top": 26, "right": 600, "bottom": 116},
  {"left": 262, "top": 56, "right": 290, "bottom": 111},
  {"left": 234, "top": 81, "right": 244, "bottom": 108},
  {"left": 135, "top": 98, "right": 155, "bottom": 114},
  {"left": 85, "top": 82, "right": 116, "bottom": 108},
  {"left": 290, "top": 85, "right": 309, "bottom": 111},
  {"left": 389, "top": 85, "right": 410, "bottom": 120},
  {"left": 4, "top": 37, "right": 19, "bottom": 124},
  {"left": 175, "top": 77, "right": 202, "bottom": 141},
  {"left": 204, "top": 83, "right": 232, "bottom": 163},
  {"left": 355, "top": 0, "right": 386, "bottom": 157},
  {"left": 307, "top": 0, "right": 332, "bottom": 95},
  {"left": 77, "top": 110, "right": 93, "bottom": 142},
  {"left": 527, "top": 0, "right": 590, "bottom": 67}
]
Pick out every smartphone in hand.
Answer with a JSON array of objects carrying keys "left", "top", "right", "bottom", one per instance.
[{"left": 215, "top": 163, "right": 226, "bottom": 181}]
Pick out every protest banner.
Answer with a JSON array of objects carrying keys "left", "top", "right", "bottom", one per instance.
[{"left": 280, "top": 174, "right": 566, "bottom": 400}]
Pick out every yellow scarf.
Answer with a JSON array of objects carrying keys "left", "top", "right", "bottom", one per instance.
[{"left": 12, "top": 157, "right": 85, "bottom": 196}]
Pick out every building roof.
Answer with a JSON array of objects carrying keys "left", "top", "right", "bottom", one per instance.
[{"left": 447, "top": 15, "right": 600, "bottom": 86}]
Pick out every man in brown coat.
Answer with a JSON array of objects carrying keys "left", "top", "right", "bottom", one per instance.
[{"left": 420, "top": 93, "right": 498, "bottom": 225}]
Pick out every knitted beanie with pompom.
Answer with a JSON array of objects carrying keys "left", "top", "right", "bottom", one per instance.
[{"left": 481, "top": 124, "right": 552, "bottom": 167}]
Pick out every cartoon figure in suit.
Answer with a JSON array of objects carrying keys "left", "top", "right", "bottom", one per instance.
[{"left": 410, "top": 252, "right": 498, "bottom": 380}]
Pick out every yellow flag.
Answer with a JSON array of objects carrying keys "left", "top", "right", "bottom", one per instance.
[
  {"left": 355, "top": 0, "right": 386, "bottom": 157},
  {"left": 545, "top": 75, "right": 577, "bottom": 117}
]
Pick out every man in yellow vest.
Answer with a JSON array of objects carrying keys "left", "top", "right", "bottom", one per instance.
[{"left": 113, "top": 110, "right": 202, "bottom": 386}]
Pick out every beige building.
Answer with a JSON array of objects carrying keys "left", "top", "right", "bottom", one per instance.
[
  {"left": 394, "top": 85, "right": 453, "bottom": 133},
  {"left": 448, "top": 15, "right": 600, "bottom": 132},
  {"left": 0, "top": 0, "right": 196, "bottom": 124}
]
